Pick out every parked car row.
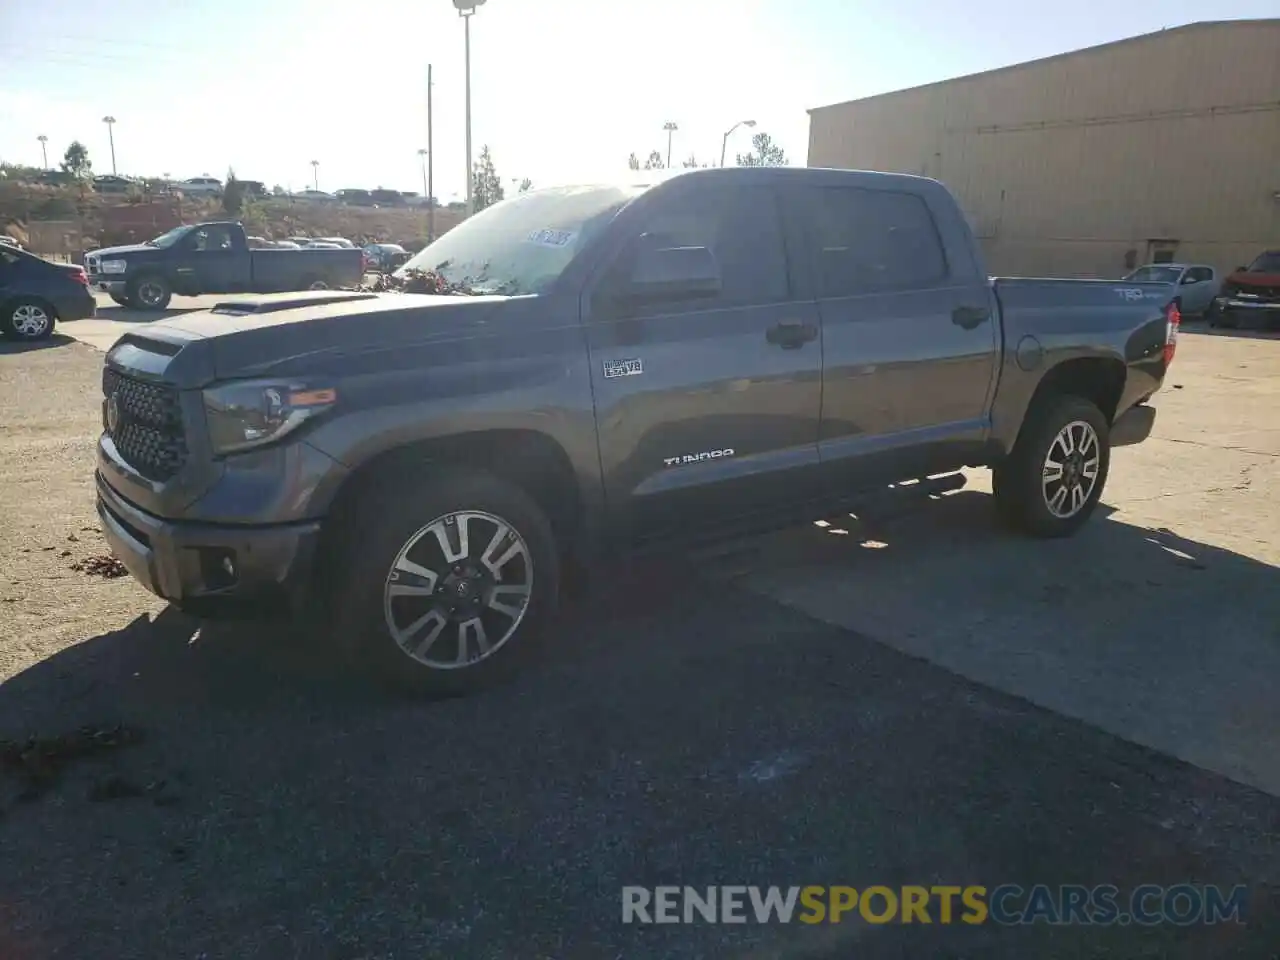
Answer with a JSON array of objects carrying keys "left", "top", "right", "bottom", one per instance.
[{"left": 1122, "top": 252, "right": 1280, "bottom": 330}]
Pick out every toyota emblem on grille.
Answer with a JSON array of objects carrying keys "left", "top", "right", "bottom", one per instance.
[{"left": 106, "top": 391, "right": 121, "bottom": 433}]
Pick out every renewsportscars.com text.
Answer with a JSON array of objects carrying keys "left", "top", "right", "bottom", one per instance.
[{"left": 621, "top": 884, "right": 1248, "bottom": 926}]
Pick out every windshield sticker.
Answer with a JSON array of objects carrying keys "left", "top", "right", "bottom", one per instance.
[{"left": 526, "top": 228, "right": 577, "bottom": 248}]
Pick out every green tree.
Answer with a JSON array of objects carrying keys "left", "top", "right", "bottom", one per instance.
[
  {"left": 627, "top": 152, "right": 641, "bottom": 171},
  {"left": 682, "top": 155, "right": 708, "bottom": 169},
  {"left": 643, "top": 149, "right": 664, "bottom": 171},
  {"left": 61, "top": 141, "right": 91, "bottom": 179},
  {"left": 517, "top": 177, "right": 534, "bottom": 193},
  {"left": 472, "top": 145, "right": 504, "bottom": 212},
  {"left": 222, "top": 167, "right": 245, "bottom": 216},
  {"left": 736, "top": 132, "right": 788, "bottom": 167}
]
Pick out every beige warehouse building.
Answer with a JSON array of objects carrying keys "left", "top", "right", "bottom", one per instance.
[{"left": 807, "top": 19, "right": 1280, "bottom": 279}]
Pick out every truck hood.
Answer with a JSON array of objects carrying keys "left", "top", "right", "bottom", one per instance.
[
  {"left": 1226, "top": 271, "right": 1280, "bottom": 291},
  {"left": 106, "top": 290, "right": 516, "bottom": 388},
  {"left": 90, "top": 242, "right": 162, "bottom": 258}
]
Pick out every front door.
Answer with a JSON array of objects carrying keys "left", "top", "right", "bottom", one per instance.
[
  {"left": 790, "top": 182, "right": 1000, "bottom": 489},
  {"left": 172, "top": 224, "right": 244, "bottom": 294},
  {"left": 584, "top": 182, "right": 823, "bottom": 544},
  {"left": 1179, "top": 266, "right": 1217, "bottom": 314}
]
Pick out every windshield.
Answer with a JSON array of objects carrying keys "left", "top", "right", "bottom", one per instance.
[
  {"left": 397, "top": 184, "right": 647, "bottom": 295},
  {"left": 1246, "top": 252, "right": 1280, "bottom": 273},
  {"left": 148, "top": 224, "right": 195, "bottom": 248},
  {"left": 1124, "top": 266, "right": 1181, "bottom": 283}
]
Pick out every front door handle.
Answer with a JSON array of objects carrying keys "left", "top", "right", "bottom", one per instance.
[
  {"left": 952, "top": 305, "right": 990, "bottom": 330},
  {"left": 767, "top": 319, "right": 818, "bottom": 349}
]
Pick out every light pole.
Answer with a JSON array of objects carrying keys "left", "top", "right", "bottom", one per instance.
[
  {"left": 37, "top": 135, "right": 48, "bottom": 170},
  {"left": 663, "top": 121, "right": 678, "bottom": 169},
  {"left": 310, "top": 159, "right": 319, "bottom": 191},
  {"left": 454, "top": 0, "right": 487, "bottom": 218},
  {"left": 720, "top": 119, "right": 756, "bottom": 167},
  {"left": 101, "top": 116, "right": 117, "bottom": 174},
  {"left": 418, "top": 149, "right": 430, "bottom": 200}
]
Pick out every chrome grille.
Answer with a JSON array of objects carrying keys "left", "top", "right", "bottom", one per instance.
[{"left": 102, "top": 367, "right": 187, "bottom": 481}]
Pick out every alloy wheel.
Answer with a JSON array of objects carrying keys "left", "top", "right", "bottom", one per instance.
[
  {"left": 137, "top": 281, "right": 166, "bottom": 307},
  {"left": 1042, "top": 420, "right": 1101, "bottom": 518},
  {"left": 12, "top": 304, "right": 51, "bottom": 338},
  {"left": 382, "top": 510, "right": 533, "bottom": 670}
]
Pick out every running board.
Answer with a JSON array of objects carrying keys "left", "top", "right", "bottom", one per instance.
[{"left": 628, "top": 471, "right": 968, "bottom": 555}]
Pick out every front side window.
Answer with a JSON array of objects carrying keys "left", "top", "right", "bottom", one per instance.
[
  {"left": 1185, "top": 267, "right": 1214, "bottom": 283},
  {"left": 801, "top": 187, "right": 948, "bottom": 298},
  {"left": 192, "top": 226, "right": 233, "bottom": 252},
  {"left": 609, "top": 186, "right": 790, "bottom": 311}
]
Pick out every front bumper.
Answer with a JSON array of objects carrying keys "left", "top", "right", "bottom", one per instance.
[
  {"left": 1112, "top": 403, "right": 1156, "bottom": 448},
  {"left": 91, "top": 279, "right": 128, "bottom": 296},
  {"left": 96, "top": 471, "right": 322, "bottom": 610}
]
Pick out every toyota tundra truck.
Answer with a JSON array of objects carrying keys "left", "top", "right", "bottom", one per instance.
[{"left": 95, "top": 167, "right": 1178, "bottom": 696}]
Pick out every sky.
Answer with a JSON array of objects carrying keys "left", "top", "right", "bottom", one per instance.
[{"left": 1, "top": 0, "right": 1275, "bottom": 201}]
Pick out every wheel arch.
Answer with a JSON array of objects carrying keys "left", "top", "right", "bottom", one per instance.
[
  {"left": 320, "top": 428, "right": 586, "bottom": 553},
  {"left": 1007, "top": 355, "right": 1127, "bottom": 454}
]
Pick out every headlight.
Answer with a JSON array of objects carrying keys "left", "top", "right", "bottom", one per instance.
[
  {"left": 100, "top": 259, "right": 128, "bottom": 274},
  {"left": 203, "top": 379, "right": 337, "bottom": 455}
]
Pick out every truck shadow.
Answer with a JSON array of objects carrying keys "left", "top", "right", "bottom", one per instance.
[{"left": 0, "top": 489, "right": 1277, "bottom": 957}]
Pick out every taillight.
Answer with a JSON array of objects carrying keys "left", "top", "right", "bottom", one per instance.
[
  {"left": 71, "top": 267, "right": 88, "bottom": 286},
  {"left": 1164, "top": 300, "right": 1180, "bottom": 365}
]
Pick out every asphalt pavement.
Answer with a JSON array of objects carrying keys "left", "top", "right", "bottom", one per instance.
[{"left": 0, "top": 317, "right": 1277, "bottom": 958}]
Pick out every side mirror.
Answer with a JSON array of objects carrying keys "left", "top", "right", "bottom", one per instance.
[
  {"left": 622, "top": 245, "right": 721, "bottom": 304},
  {"left": 1235, "top": 266, "right": 1247, "bottom": 273}
]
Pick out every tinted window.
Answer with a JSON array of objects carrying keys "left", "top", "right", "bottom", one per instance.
[
  {"left": 192, "top": 225, "right": 233, "bottom": 251},
  {"left": 615, "top": 187, "right": 789, "bottom": 309},
  {"left": 803, "top": 187, "right": 948, "bottom": 297},
  {"left": 1186, "top": 267, "right": 1213, "bottom": 283}
]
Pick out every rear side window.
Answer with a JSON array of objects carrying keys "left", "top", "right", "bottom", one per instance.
[{"left": 802, "top": 187, "right": 948, "bottom": 297}]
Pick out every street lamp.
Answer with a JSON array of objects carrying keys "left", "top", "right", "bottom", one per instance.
[
  {"left": 663, "top": 121, "right": 678, "bottom": 169},
  {"left": 454, "top": 0, "right": 487, "bottom": 218},
  {"left": 37, "top": 135, "right": 48, "bottom": 170},
  {"left": 310, "top": 159, "right": 319, "bottom": 191},
  {"left": 101, "top": 116, "right": 117, "bottom": 175},
  {"left": 720, "top": 119, "right": 756, "bottom": 167}
]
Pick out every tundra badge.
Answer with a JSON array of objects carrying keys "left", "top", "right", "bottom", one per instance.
[{"left": 603, "top": 358, "right": 643, "bottom": 379}]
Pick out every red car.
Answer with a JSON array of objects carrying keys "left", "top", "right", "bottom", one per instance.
[{"left": 1209, "top": 250, "right": 1280, "bottom": 330}]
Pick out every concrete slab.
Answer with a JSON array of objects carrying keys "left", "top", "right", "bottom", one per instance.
[{"left": 726, "top": 329, "right": 1280, "bottom": 796}]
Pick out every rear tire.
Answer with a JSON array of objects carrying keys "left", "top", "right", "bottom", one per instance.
[
  {"left": 304, "top": 276, "right": 329, "bottom": 290},
  {"left": 992, "top": 395, "right": 1111, "bottom": 538},
  {"left": 325, "top": 467, "right": 560, "bottom": 697}
]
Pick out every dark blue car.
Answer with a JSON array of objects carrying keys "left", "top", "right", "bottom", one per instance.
[{"left": 0, "top": 246, "right": 96, "bottom": 340}]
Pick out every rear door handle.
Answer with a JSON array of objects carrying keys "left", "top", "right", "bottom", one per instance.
[
  {"left": 952, "top": 305, "right": 990, "bottom": 330},
  {"left": 767, "top": 319, "right": 818, "bottom": 349}
]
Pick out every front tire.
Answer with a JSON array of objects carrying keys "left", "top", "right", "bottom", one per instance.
[
  {"left": 2, "top": 299, "right": 55, "bottom": 340},
  {"left": 326, "top": 468, "right": 560, "bottom": 697},
  {"left": 992, "top": 395, "right": 1111, "bottom": 538},
  {"left": 128, "top": 275, "right": 172, "bottom": 310}
]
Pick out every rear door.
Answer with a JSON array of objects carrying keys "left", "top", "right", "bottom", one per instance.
[
  {"left": 584, "top": 181, "right": 823, "bottom": 544},
  {"left": 789, "top": 182, "right": 999, "bottom": 488}
]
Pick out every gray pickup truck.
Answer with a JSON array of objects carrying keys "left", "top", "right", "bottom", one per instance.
[
  {"left": 95, "top": 167, "right": 1178, "bottom": 696},
  {"left": 86, "top": 221, "right": 365, "bottom": 310}
]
